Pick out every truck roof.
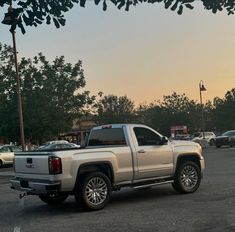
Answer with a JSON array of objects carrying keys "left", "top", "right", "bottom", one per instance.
[{"left": 92, "top": 124, "right": 147, "bottom": 130}]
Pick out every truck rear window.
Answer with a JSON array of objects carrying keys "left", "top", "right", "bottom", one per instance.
[{"left": 88, "top": 128, "right": 127, "bottom": 146}]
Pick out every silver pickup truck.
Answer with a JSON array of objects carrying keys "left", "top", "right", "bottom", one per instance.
[{"left": 11, "top": 124, "right": 205, "bottom": 210}]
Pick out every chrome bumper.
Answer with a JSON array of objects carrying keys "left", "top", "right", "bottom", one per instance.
[{"left": 10, "top": 178, "right": 61, "bottom": 194}]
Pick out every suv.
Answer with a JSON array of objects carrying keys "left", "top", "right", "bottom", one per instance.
[{"left": 192, "top": 132, "right": 216, "bottom": 146}]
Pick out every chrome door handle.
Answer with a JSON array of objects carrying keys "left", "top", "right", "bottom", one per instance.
[{"left": 137, "top": 149, "right": 146, "bottom": 154}]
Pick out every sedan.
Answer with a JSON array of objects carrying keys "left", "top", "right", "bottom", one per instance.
[
  {"left": 37, "top": 143, "right": 80, "bottom": 151},
  {"left": 0, "top": 145, "right": 22, "bottom": 167},
  {"left": 215, "top": 130, "right": 235, "bottom": 148}
]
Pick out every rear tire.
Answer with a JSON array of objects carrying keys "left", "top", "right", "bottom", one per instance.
[
  {"left": 172, "top": 161, "right": 201, "bottom": 194},
  {"left": 75, "top": 172, "right": 112, "bottom": 210},
  {"left": 39, "top": 193, "right": 68, "bottom": 205},
  {"left": 0, "top": 160, "right": 3, "bottom": 168}
]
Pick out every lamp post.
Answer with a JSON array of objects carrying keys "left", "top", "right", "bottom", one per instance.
[
  {"left": 199, "top": 80, "right": 207, "bottom": 139},
  {"left": 2, "top": 4, "right": 26, "bottom": 151}
]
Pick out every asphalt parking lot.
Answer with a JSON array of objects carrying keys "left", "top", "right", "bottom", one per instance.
[{"left": 0, "top": 147, "right": 235, "bottom": 232}]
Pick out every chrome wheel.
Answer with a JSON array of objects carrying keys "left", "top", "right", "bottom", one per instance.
[
  {"left": 85, "top": 177, "right": 108, "bottom": 206},
  {"left": 180, "top": 165, "right": 198, "bottom": 190}
]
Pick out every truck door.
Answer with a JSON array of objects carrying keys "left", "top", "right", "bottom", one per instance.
[{"left": 133, "top": 127, "right": 174, "bottom": 179}]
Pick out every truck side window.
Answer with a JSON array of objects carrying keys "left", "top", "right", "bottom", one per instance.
[
  {"left": 88, "top": 128, "right": 127, "bottom": 146},
  {"left": 134, "top": 127, "right": 161, "bottom": 146}
]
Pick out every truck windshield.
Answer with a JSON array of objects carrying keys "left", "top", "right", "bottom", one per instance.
[{"left": 88, "top": 128, "right": 127, "bottom": 146}]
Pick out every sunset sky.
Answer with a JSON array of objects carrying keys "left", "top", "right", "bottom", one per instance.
[{"left": 0, "top": 1, "right": 235, "bottom": 105}]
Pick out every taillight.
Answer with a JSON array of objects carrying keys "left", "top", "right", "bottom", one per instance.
[{"left": 48, "top": 156, "right": 62, "bottom": 175}]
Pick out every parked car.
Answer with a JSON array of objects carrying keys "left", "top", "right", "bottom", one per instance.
[
  {"left": 0, "top": 145, "right": 22, "bottom": 167},
  {"left": 36, "top": 142, "right": 80, "bottom": 150},
  {"left": 173, "top": 134, "right": 191, "bottom": 141},
  {"left": 215, "top": 130, "right": 235, "bottom": 148},
  {"left": 191, "top": 132, "right": 216, "bottom": 146}
]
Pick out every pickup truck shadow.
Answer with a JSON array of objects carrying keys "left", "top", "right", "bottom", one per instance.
[
  {"left": 110, "top": 186, "right": 175, "bottom": 205},
  {"left": 21, "top": 186, "right": 177, "bottom": 216}
]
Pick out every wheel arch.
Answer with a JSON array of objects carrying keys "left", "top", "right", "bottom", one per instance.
[
  {"left": 73, "top": 161, "right": 114, "bottom": 191},
  {"left": 175, "top": 154, "right": 202, "bottom": 173}
]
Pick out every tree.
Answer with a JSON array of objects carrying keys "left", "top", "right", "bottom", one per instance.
[
  {"left": 95, "top": 94, "right": 136, "bottom": 124},
  {"left": 136, "top": 92, "right": 201, "bottom": 136},
  {"left": 0, "top": 43, "right": 91, "bottom": 144},
  {"left": 212, "top": 88, "right": 235, "bottom": 132},
  {"left": 1, "top": 0, "right": 235, "bottom": 34}
]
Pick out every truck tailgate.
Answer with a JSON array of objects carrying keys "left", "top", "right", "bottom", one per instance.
[{"left": 14, "top": 152, "right": 51, "bottom": 175}]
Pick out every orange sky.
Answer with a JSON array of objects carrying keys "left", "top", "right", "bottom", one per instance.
[{"left": 1, "top": 2, "right": 235, "bottom": 105}]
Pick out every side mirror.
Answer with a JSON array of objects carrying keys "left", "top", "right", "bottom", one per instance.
[{"left": 161, "top": 136, "right": 168, "bottom": 145}]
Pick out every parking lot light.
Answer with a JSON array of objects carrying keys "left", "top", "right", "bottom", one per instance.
[{"left": 199, "top": 80, "right": 207, "bottom": 139}]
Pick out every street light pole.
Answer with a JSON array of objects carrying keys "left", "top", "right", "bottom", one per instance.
[
  {"left": 12, "top": 31, "right": 26, "bottom": 151},
  {"left": 2, "top": 3, "right": 26, "bottom": 151},
  {"left": 199, "top": 80, "right": 207, "bottom": 139}
]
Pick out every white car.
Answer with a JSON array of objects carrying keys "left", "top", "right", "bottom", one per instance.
[
  {"left": 0, "top": 145, "right": 22, "bottom": 167},
  {"left": 192, "top": 132, "right": 216, "bottom": 145}
]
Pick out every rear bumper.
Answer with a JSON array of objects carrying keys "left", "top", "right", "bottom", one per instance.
[{"left": 10, "top": 178, "right": 61, "bottom": 194}]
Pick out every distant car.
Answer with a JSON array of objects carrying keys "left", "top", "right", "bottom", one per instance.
[
  {"left": 44, "top": 140, "right": 69, "bottom": 145},
  {"left": 215, "top": 130, "right": 235, "bottom": 148},
  {"left": 37, "top": 143, "right": 80, "bottom": 150},
  {"left": 191, "top": 132, "right": 216, "bottom": 146},
  {"left": 0, "top": 145, "right": 22, "bottom": 167},
  {"left": 173, "top": 134, "right": 191, "bottom": 141}
]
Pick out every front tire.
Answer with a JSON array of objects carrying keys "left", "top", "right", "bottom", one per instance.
[
  {"left": 75, "top": 172, "right": 112, "bottom": 210},
  {"left": 172, "top": 161, "right": 201, "bottom": 194},
  {"left": 39, "top": 193, "right": 68, "bottom": 205}
]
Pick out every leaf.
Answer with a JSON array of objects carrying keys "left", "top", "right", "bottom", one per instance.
[
  {"left": 35, "top": 18, "right": 43, "bottom": 24},
  {"left": 103, "top": 0, "right": 107, "bottom": 10},
  {"left": 117, "top": 0, "right": 125, "bottom": 9},
  {"left": 58, "top": 18, "right": 66, "bottom": 26},
  {"left": 46, "top": 15, "right": 51, "bottom": 24},
  {"left": 125, "top": 0, "right": 131, "bottom": 11},
  {"left": 53, "top": 18, "right": 60, "bottom": 28},
  {"left": 177, "top": 4, "right": 183, "bottom": 14},
  {"left": 80, "top": 0, "right": 86, "bottom": 7},
  {"left": 171, "top": 1, "right": 178, "bottom": 11},
  {"left": 95, "top": 0, "right": 101, "bottom": 5},
  {"left": 185, "top": 3, "right": 194, "bottom": 9},
  {"left": 164, "top": 0, "right": 174, "bottom": 9}
]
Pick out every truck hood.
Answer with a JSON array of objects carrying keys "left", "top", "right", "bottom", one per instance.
[{"left": 171, "top": 140, "right": 200, "bottom": 148}]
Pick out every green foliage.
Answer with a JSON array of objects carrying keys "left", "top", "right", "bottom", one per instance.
[
  {"left": 136, "top": 92, "right": 201, "bottom": 136},
  {"left": 211, "top": 88, "right": 235, "bottom": 132},
  {"left": 0, "top": 43, "right": 89, "bottom": 144},
  {"left": 95, "top": 94, "right": 136, "bottom": 124},
  {"left": 1, "top": 0, "right": 235, "bottom": 34},
  {"left": 94, "top": 90, "right": 234, "bottom": 136}
]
